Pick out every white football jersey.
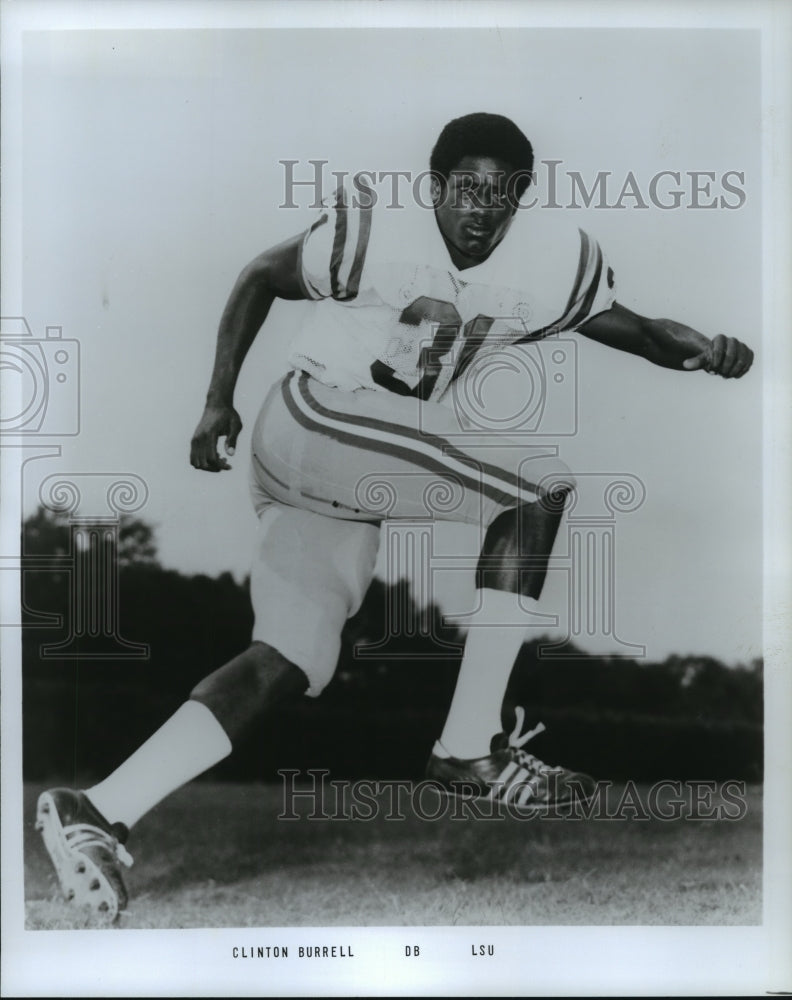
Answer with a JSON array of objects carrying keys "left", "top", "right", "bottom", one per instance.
[{"left": 289, "top": 177, "right": 616, "bottom": 401}]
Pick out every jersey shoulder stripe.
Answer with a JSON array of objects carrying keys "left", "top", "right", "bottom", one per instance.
[
  {"left": 565, "top": 229, "right": 593, "bottom": 321},
  {"left": 296, "top": 213, "right": 330, "bottom": 299},
  {"left": 564, "top": 233, "right": 604, "bottom": 330},
  {"left": 521, "top": 227, "right": 612, "bottom": 340},
  {"left": 328, "top": 182, "right": 348, "bottom": 299},
  {"left": 304, "top": 177, "right": 374, "bottom": 302}
]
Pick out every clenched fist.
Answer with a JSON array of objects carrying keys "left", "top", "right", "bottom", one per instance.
[
  {"left": 190, "top": 403, "right": 243, "bottom": 472},
  {"left": 682, "top": 334, "right": 754, "bottom": 379}
]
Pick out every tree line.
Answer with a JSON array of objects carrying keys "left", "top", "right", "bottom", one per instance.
[{"left": 20, "top": 507, "right": 762, "bottom": 782}]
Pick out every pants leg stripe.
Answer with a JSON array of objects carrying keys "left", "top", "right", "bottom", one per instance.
[
  {"left": 280, "top": 375, "right": 508, "bottom": 508},
  {"left": 294, "top": 373, "right": 540, "bottom": 496},
  {"left": 284, "top": 373, "right": 547, "bottom": 508},
  {"left": 252, "top": 451, "right": 291, "bottom": 493}
]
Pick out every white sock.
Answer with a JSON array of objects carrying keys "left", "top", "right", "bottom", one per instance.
[
  {"left": 438, "top": 588, "right": 532, "bottom": 759},
  {"left": 84, "top": 700, "right": 232, "bottom": 830}
]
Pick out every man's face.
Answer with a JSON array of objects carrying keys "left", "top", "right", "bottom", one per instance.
[{"left": 431, "top": 155, "right": 518, "bottom": 268}]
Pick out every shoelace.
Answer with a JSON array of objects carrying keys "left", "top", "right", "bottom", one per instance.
[
  {"left": 506, "top": 707, "right": 558, "bottom": 776},
  {"left": 64, "top": 822, "right": 134, "bottom": 868}
]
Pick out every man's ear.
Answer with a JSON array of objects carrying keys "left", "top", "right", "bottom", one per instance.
[{"left": 430, "top": 173, "right": 444, "bottom": 207}]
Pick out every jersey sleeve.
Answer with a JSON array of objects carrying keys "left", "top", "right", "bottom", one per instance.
[
  {"left": 555, "top": 229, "right": 616, "bottom": 332},
  {"left": 297, "top": 176, "right": 374, "bottom": 302}
]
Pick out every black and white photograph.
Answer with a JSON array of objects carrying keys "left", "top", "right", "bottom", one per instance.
[{"left": 2, "top": 1, "right": 790, "bottom": 995}]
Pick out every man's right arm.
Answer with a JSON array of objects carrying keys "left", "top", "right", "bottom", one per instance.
[{"left": 190, "top": 232, "right": 308, "bottom": 472}]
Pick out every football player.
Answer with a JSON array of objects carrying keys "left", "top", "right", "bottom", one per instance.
[{"left": 36, "top": 113, "right": 753, "bottom": 920}]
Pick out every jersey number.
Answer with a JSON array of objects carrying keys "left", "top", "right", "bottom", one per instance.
[{"left": 370, "top": 296, "right": 494, "bottom": 400}]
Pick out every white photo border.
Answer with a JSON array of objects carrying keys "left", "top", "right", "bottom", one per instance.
[{"left": 1, "top": 1, "right": 790, "bottom": 996}]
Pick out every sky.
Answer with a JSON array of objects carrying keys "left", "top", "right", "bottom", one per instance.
[{"left": 13, "top": 24, "right": 764, "bottom": 664}]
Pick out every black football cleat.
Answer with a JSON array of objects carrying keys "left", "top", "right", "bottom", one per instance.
[
  {"left": 35, "top": 788, "right": 133, "bottom": 921},
  {"left": 425, "top": 707, "right": 597, "bottom": 814}
]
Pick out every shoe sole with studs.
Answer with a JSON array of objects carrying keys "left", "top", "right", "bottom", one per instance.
[{"left": 35, "top": 791, "right": 119, "bottom": 921}]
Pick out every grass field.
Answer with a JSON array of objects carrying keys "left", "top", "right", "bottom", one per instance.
[{"left": 24, "top": 781, "right": 762, "bottom": 929}]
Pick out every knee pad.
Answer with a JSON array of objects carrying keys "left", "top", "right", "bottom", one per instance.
[
  {"left": 249, "top": 506, "right": 380, "bottom": 697},
  {"left": 477, "top": 482, "right": 574, "bottom": 598},
  {"left": 189, "top": 644, "right": 310, "bottom": 737}
]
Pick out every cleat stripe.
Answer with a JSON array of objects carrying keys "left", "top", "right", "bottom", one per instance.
[
  {"left": 517, "top": 783, "right": 536, "bottom": 806},
  {"left": 504, "top": 767, "right": 530, "bottom": 802},
  {"left": 499, "top": 761, "right": 518, "bottom": 784},
  {"left": 490, "top": 761, "right": 519, "bottom": 801}
]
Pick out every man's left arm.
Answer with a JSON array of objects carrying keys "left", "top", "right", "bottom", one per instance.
[{"left": 577, "top": 302, "right": 754, "bottom": 379}]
